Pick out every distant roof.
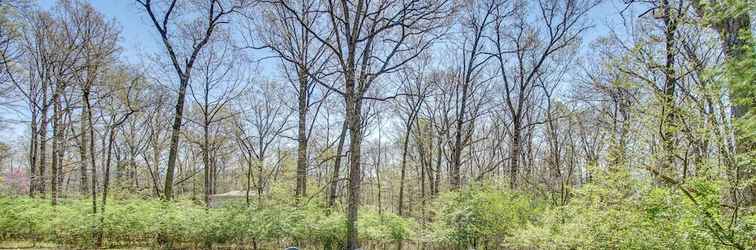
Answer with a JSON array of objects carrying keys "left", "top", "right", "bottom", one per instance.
[{"left": 209, "top": 190, "right": 248, "bottom": 197}]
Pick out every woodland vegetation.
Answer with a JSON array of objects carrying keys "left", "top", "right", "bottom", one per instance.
[{"left": 0, "top": 0, "right": 754, "bottom": 249}]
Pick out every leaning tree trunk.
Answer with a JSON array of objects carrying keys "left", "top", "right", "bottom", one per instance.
[
  {"left": 328, "top": 120, "right": 348, "bottom": 208},
  {"left": 397, "top": 125, "right": 412, "bottom": 216},
  {"left": 164, "top": 76, "right": 190, "bottom": 201}
]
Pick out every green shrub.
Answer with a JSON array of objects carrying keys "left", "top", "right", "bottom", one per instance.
[
  {"left": 429, "top": 184, "right": 542, "bottom": 248},
  {"left": 0, "top": 197, "right": 414, "bottom": 248},
  {"left": 359, "top": 210, "right": 415, "bottom": 241},
  {"left": 508, "top": 169, "right": 749, "bottom": 249}
]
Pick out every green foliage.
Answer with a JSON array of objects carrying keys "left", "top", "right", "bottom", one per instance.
[
  {"left": 509, "top": 168, "right": 754, "bottom": 249},
  {"left": 359, "top": 210, "right": 415, "bottom": 241},
  {"left": 428, "top": 184, "right": 542, "bottom": 248},
  {"left": 0, "top": 197, "right": 414, "bottom": 248}
]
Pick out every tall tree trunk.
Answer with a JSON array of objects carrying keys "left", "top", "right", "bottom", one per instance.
[
  {"left": 29, "top": 110, "right": 38, "bottom": 197},
  {"left": 164, "top": 76, "right": 190, "bottom": 201},
  {"left": 345, "top": 81, "right": 363, "bottom": 250},
  {"left": 50, "top": 85, "right": 62, "bottom": 205},
  {"left": 376, "top": 124, "right": 383, "bottom": 215},
  {"left": 56, "top": 107, "right": 65, "bottom": 200},
  {"left": 433, "top": 133, "right": 443, "bottom": 196},
  {"left": 414, "top": 119, "right": 429, "bottom": 222},
  {"left": 257, "top": 156, "right": 264, "bottom": 206},
  {"left": 295, "top": 73, "right": 308, "bottom": 203},
  {"left": 203, "top": 121, "right": 210, "bottom": 207},
  {"left": 245, "top": 153, "right": 252, "bottom": 206},
  {"left": 397, "top": 126, "right": 412, "bottom": 216},
  {"left": 96, "top": 125, "right": 117, "bottom": 248},
  {"left": 39, "top": 83, "right": 48, "bottom": 195},
  {"left": 510, "top": 116, "right": 521, "bottom": 189},
  {"left": 79, "top": 105, "right": 89, "bottom": 195},
  {"left": 84, "top": 91, "right": 98, "bottom": 243},
  {"left": 450, "top": 80, "right": 469, "bottom": 190},
  {"left": 660, "top": 0, "right": 678, "bottom": 172},
  {"left": 328, "top": 120, "right": 348, "bottom": 208},
  {"left": 151, "top": 131, "right": 161, "bottom": 197}
]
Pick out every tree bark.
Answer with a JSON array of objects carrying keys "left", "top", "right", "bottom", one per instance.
[
  {"left": 450, "top": 79, "right": 469, "bottom": 190},
  {"left": 29, "top": 109, "right": 38, "bottom": 197},
  {"left": 345, "top": 78, "right": 363, "bottom": 250},
  {"left": 164, "top": 76, "right": 190, "bottom": 200},
  {"left": 328, "top": 120, "right": 348, "bottom": 208},
  {"left": 39, "top": 81, "right": 48, "bottom": 195},
  {"left": 50, "top": 83, "right": 63, "bottom": 205},
  {"left": 397, "top": 125, "right": 412, "bottom": 216},
  {"left": 79, "top": 104, "right": 90, "bottom": 195},
  {"left": 660, "top": 0, "right": 678, "bottom": 172},
  {"left": 203, "top": 117, "right": 211, "bottom": 207},
  {"left": 295, "top": 72, "right": 308, "bottom": 203},
  {"left": 510, "top": 116, "right": 521, "bottom": 189}
]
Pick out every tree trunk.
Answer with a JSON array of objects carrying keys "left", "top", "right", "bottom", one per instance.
[
  {"left": 414, "top": 119, "right": 429, "bottom": 222},
  {"left": 203, "top": 121, "right": 210, "bottom": 207},
  {"left": 39, "top": 83, "right": 48, "bottom": 195},
  {"left": 50, "top": 85, "right": 62, "bottom": 205},
  {"left": 84, "top": 91, "right": 98, "bottom": 243},
  {"left": 376, "top": 124, "right": 383, "bottom": 215},
  {"left": 397, "top": 126, "right": 412, "bottom": 216},
  {"left": 433, "top": 133, "right": 443, "bottom": 196},
  {"left": 345, "top": 80, "right": 363, "bottom": 250},
  {"left": 29, "top": 110, "right": 38, "bottom": 197},
  {"left": 79, "top": 104, "right": 89, "bottom": 195},
  {"left": 295, "top": 73, "right": 308, "bottom": 203},
  {"left": 257, "top": 156, "right": 265, "bottom": 206},
  {"left": 164, "top": 76, "right": 190, "bottom": 201},
  {"left": 660, "top": 0, "right": 678, "bottom": 172},
  {"left": 96, "top": 125, "right": 118, "bottom": 248},
  {"left": 450, "top": 80, "right": 469, "bottom": 190},
  {"left": 328, "top": 120, "right": 348, "bottom": 208},
  {"left": 510, "top": 117, "right": 521, "bottom": 189},
  {"left": 245, "top": 154, "right": 252, "bottom": 206}
]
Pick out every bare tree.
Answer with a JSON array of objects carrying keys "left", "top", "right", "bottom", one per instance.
[
  {"left": 492, "top": 0, "right": 597, "bottom": 189},
  {"left": 395, "top": 58, "right": 432, "bottom": 216},
  {"left": 135, "top": 0, "right": 247, "bottom": 200},
  {"left": 252, "top": 0, "right": 332, "bottom": 203},
  {"left": 187, "top": 34, "right": 242, "bottom": 207},
  {"left": 234, "top": 80, "right": 291, "bottom": 206},
  {"left": 271, "top": 0, "right": 452, "bottom": 247}
]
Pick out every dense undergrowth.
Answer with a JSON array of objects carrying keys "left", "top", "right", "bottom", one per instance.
[
  {"left": 1, "top": 169, "right": 753, "bottom": 249},
  {"left": 0, "top": 198, "right": 412, "bottom": 248}
]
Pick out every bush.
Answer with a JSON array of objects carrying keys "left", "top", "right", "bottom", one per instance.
[
  {"left": 508, "top": 169, "right": 751, "bottom": 249},
  {"left": 428, "top": 184, "right": 542, "bottom": 249},
  {"left": 0, "top": 197, "right": 414, "bottom": 248}
]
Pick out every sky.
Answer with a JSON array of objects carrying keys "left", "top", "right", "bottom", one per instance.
[{"left": 33, "top": 0, "right": 627, "bottom": 64}]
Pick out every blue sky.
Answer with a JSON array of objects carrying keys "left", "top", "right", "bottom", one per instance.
[{"left": 35, "top": 0, "right": 626, "bottom": 64}]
